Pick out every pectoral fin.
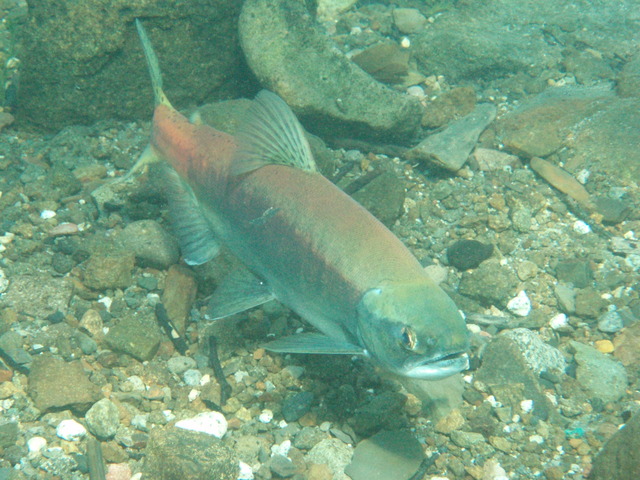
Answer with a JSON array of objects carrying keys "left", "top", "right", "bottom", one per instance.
[
  {"left": 263, "top": 332, "right": 365, "bottom": 355},
  {"left": 207, "top": 268, "right": 275, "bottom": 320}
]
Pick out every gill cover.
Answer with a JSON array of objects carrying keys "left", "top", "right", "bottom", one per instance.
[{"left": 356, "top": 283, "right": 470, "bottom": 380}]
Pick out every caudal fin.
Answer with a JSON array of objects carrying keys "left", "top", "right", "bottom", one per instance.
[{"left": 135, "top": 19, "right": 172, "bottom": 108}]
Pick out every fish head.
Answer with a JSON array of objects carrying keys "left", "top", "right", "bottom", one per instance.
[{"left": 356, "top": 283, "right": 470, "bottom": 380}]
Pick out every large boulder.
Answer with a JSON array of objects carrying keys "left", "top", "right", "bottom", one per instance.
[
  {"left": 19, "top": 0, "right": 246, "bottom": 130},
  {"left": 239, "top": 0, "right": 424, "bottom": 142}
]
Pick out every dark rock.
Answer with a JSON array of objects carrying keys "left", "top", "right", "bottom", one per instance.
[
  {"left": 475, "top": 336, "right": 560, "bottom": 423},
  {"left": 349, "top": 392, "right": 407, "bottom": 437},
  {"left": 270, "top": 454, "right": 297, "bottom": 478},
  {"left": 105, "top": 311, "right": 162, "bottom": 362},
  {"left": 27, "top": 355, "right": 101, "bottom": 414},
  {"left": 239, "top": 0, "right": 423, "bottom": 142},
  {"left": 83, "top": 253, "right": 135, "bottom": 290},
  {"left": 555, "top": 260, "right": 592, "bottom": 288},
  {"left": 458, "top": 259, "right": 518, "bottom": 308},
  {"left": 0, "top": 331, "right": 32, "bottom": 371},
  {"left": 282, "top": 391, "right": 314, "bottom": 423},
  {"left": 350, "top": 171, "right": 405, "bottom": 228},
  {"left": 19, "top": 0, "right": 244, "bottom": 130},
  {"left": 446, "top": 239, "right": 494, "bottom": 270},
  {"left": 593, "top": 197, "right": 630, "bottom": 224},
  {"left": 122, "top": 220, "right": 179, "bottom": 270},
  {"left": 143, "top": 427, "right": 238, "bottom": 480},
  {"left": 590, "top": 411, "right": 640, "bottom": 480}
]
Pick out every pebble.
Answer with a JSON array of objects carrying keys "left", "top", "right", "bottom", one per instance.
[
  {"left": 392, "top": 8, "right": 427, "bottom": 34},
  {"left": 167, "top": 356, "right": 197, "bottom": 375},
  {"left": 259, "top": 409, "right": 274, "bottom": 423},
  {"left": 507, "top": 291, "right": 532, "bottom": 317},
  {"left": 85, "top": 398, "right": 120, "bottom": 440},
  {"left": 549, "top": 313, "right": 570, "bottom": 331},
  {"left": 175, "top": 411, "right": 228, "bottom": 438},
  {"left": 79, "top": 309, "right": 104, "bottom": 338},
  {"left": 282, "top": 391, "right": 314, "bottom": 422},
  {"left": 446, "top": 239, "right": 493, "bottom": 270},
  {"left": 571, "top": 340, "right": 628, "bottom": 403},
  {"left": 597, "top": 310, "right": 624, "bottom": 333},
  {"left": 183, "top": 369, "right": 203, "bottom": 387},
  {"left": 0, "top": 268, "right": 8, "bottom": 294},
  {"left": 56, "top": 419, "right": 87, "bottom": 441},
  {"left": 238, "top": 461, "right": 254, "bottom": 480},
  {"left": 27, "top": 436, "right": 47, "bottom": 454},
  {"left": 594, "top": 339, "right": 614, "bottom": 354},
  {"left": 270, "top": 454, "right": 297, "bottom": 478},
  {"left": 122, "top": 219, "right": 179, "bottom": 269},
  {"left": 573, "top": 220, "right": 592, "bottom": 234}
]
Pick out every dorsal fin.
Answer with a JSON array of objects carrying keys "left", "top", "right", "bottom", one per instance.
[
  {"left": 135, "top": 19, "right": 172, "bottom": 108},
  {"left": 231, "top": 90, "right": 317, "bottom": 176}
]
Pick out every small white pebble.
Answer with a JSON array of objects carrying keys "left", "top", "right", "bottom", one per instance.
[
  {"left": 175, "top": 411, "right": 228, "bottom": 438},
  {"left": 529, "top": 434, "right": 545, "bottom": 444},
  {"left": 238, "top": 461, "right": 254, "bottom": 480},
  {"left": 576, "top": 169, "right": 590, "bottom": 184},
  {"left": 187, "top": 389, "right": 200, "bottom": 402},
  {"left": 200, "top": 374, "right": 211, "bottom": 386},
  {"left": 406, "top": 85, "right": 425, "bottom": 98},
  {"left": 520, "top": 399, "right": 534, "bottom": 413},
  {"left": 97, "top": 296, "right": 112, "bottom": 311},
  {"left": 573, "top": 220, "right": 592, "bottom": 234},
  {"left": 400, "top": 36, "right": 411, "bottom": 48},
  {"left": 319, "top": 421, "right": 332, "bottom": 431},
  {"left": 549, "top": 313, "right": 569, "bottom": 330},
  {"left": 56, "top": 419, "right": 87, "bottom": 441},
  {"left": 183, "top": 369, "right": 203, "bottom": 386},
  {"left": 27, "top": 436, "right": 47, "bottom": 453},
  {"left": 40, "top": 209, "right": 56, "bottom": 219},
  {"left": 486, "top": 395, "right": 502, "bottom": 408},
  {"left": 162, "top": 410, "right": 176, "bottom": 422},
  {"left": 259, "top": 409, "right": 273, "bottom": 424},
  {"left": 507, "top": 291, "right": 531, "bottom": 317},
  {"left": 234, "top": 370, "right": 249, "bottom": 383},
  {"left": 0, "top": 232, "right": 14, "bottom": 244},
  {"left": 271, "top": 440, "right": 291, "bottom": 457},
  {"left": 131, "top": 473, "right": 143, "bottom": 480}
]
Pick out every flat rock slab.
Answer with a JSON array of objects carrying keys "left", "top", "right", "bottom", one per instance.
[
  {"left": 105, "top": 311, "right": 162, "bottom": 362},
  {"left": 239, "top": 0, "right": 423, "bottom": 142},
  {"left": 406, "top": 103, "right": 496, "bottom": 171},
  {"left": 570, "top": 340, "right": 628, "bottom": 403},
  {"left": 0, "top": 273, "right": 73, "bottom": 319},
  {"left": 346, "top": 430, "right": 424, "bottom": 480},
  {"left": 28, "top": 355, "right": 101, "bottom": 414}
]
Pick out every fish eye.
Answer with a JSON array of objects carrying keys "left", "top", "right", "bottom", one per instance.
[{"left": 399, "top": 326, "right": 417, "bottom": 351}]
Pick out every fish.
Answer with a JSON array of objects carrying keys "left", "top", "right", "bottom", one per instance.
[{"left": 132, "top": 20, "right": 469, "bottom": 380}]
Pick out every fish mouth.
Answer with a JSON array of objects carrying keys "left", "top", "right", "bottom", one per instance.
[{"left": 402, "top": 351, "right": 470, "bottom": 380}]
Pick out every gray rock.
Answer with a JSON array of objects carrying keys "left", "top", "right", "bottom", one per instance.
[
  {"left": 554, "top": 283, "right": 576, "bottom": 314},
  {"left": 105, "top": 311, "right": 162, "bottom": 362},
  {"left": 590, "top": 411, "right": 640, "bottom": 480},
  {"left": 83, "top": 253, "right": 135, "bottom": 290},
  {"left": 458, "top": 259, "right": 518, "bottom": 308},
  {"left": 555, "top": 260, "right": 592, "bottom": 288},
  {"left": 392, "top": 8, "right": 427, "bottom": 34},
  {"left": 306, "top": 438, "right": 353, "bottom": 480},
  {"left": 167, "top": 356, "right": 197, "bottom": 376},
  {"left": 143, "top": 427, "right": 239, "bottom": 480},
  {"left": 571, "top": 340, "right": 628, "bottom": 403},
  {"left": 19, "top": 0, "right": 244, "bottom": 130},
  {"left": 282, "top": 391, "right": 314, "bottom": 423},
  {"left": 598, "top": 310, "right": 625, "bottom": 333},
  {"left": 27, "top": 355, "right": 101, "bottom": 414},
  {"left": 0, "top": 421, "right": 18, "bottom": 449},
  {"left": 502, "top": 328, "right": 566, "bottom": 374},
  {"left": 346, "top": 430, "right": 423, "bottom": 480},
  {"left": 85, "top": 398, "right": 120, "bottom": 440},
  {"left": 475, "top": 335, "right": 560, "bottom": 422},
  {"left": 74, "top": 331, "right": 98, "bottom": 355},
  {"left": 350, "top": 170, "right": 405, "bottom": 228},
  {"left": 406, "top": 103, "right": 497, "bottom": 171},
  {"left": 239, "top": 0, "right": 423, "bottom": 142},
  {"left": 450, "top": 431, "right": 486, "bottom": 448},
  {"left": 293, "top": 427, "right": 328, "bottom": 450},
  {"left": 618, "top": 53, "right": 640, "bottom": 98},
  {"left": 122, "top": 220, "right": 179, "bottom": 270},
  {"left": 0, "top": 273, "right": 73, "bottom": 320}
]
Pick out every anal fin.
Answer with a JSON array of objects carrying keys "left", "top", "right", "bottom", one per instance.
[{"left": 207, "top": 267, "right": 275, "bottom": 320}]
